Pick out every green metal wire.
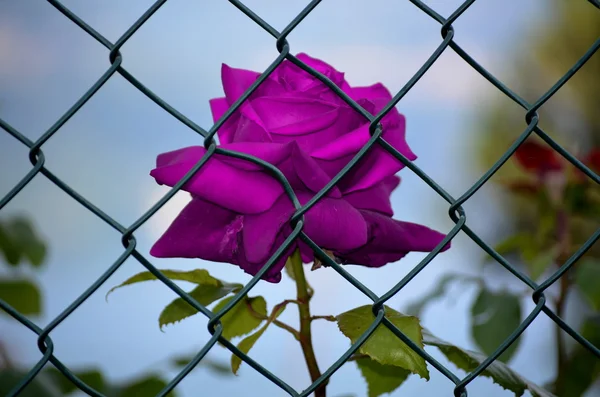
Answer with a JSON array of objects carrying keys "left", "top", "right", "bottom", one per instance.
[{"left": 1, "top": 0, "right": 599, "bottom": 396}]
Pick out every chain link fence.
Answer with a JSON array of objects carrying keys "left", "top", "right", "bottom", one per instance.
[{"left": 1, "top": 0, "right": 599, "bottom": 396}]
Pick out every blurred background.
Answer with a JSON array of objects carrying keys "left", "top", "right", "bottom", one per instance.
[{"left": 1, "top": 0, "right": 598, "bottom": 396}]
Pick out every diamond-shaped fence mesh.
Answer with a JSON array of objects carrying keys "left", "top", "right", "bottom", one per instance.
[{"left": 1, "top": 0, "right": 599, "bottom": 396}]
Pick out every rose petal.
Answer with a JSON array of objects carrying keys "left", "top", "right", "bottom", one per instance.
[
  {"left": 343, "top": 176, "right": 400, "bottom": 216},
  {"left": 573, "top": 149, "right": 600, "bottom": 182},
  {"left": 514, "top": 139, "right": 563, "bottom": 173},
  {"left": 311, "top": 117, "right": 416, "bottom": 192},
  {"left": 250, "top": 97, "right": 339, "bottom": 135},
  {"left": 298, "top": 191, "right": 368, "bottom": 251},
  {"left": 350, "top": 82, "right": 393, "bottom": 104},
  {"left": 585, "top": 149, "right": 600, "bottom": 173},
  {"left": 209, "top": 97, "right": 240, "bottom": 144},
  {"left": 238, "top": 234, "right": 288, "bottom": 283},
  {"left": 248, "top": 96, "right": 364, "bottom": 153},
  {"left": 150, "top": 196, "right": 285, "bottom": 283},
  {"left": 150, "top": 196, "right": 241, "bottom": 263},
  {"left": 296, "top": 53, "right": 346, "bottom": 88},
  {"left": 241, "top": 190, "right": 368, "bottom": 266},
  {"left": 221, "top": 63, "right": 260, "bottom": 105},
  {"left": 209, "top": 97, "right": 229, "bottom": 123},
  {"left": 238, "top": 221, "right": 291, "bottom": 283},
  {"left": 229, "top": 109, "right": 272, "bottom": 143},
  {"left": 338, "top": 210, "right": 449, "bottom": 268},
  {"left": 150, "top": 146, "right": 283, "bottom": 214},
  {"left": 341, "top": 116, "right": 415, "bottom": 193},
  {"left": 271, "top": 60, "right": 323, "bottom": 93},
  {"left": 216, "top": 141, "right": 341, "bottom": 197},
  {"left": 242, "top": 195, "right": 295, "bottom": 264}
]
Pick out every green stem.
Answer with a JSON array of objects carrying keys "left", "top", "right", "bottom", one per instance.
[
  {"left": 290, "top": 249, "right": 326, "bottom": 397},
  {"left": 553, "top": 271, "right": 569, "bottom": 394},
  {"left": 245, "top": 299, "right": 301, "bottom": 340},
  {"left": 311, "top": 315, "right": 337, "bottom": 322},
  {"left": 552, "top": 208, "right": 571, "bottom": 395}
]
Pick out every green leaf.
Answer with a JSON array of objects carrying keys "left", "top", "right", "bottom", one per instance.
[
  {"left": 422, "top": 329, "right": 556, "bottom": 397},
  {"left": 405, "top": 274, "right": 481, "bottom": 316},
  {"left": 494, "top": 233, "right": 533, "bottom": 256},
  {"left": 525, "top": 247, "right": 558, "bottom": 281},
  {"left": 172, "top": 355, "right": 232, "bottom": 376},
  {"left": 492, "top": 232, "right": 557, "bottom": 280},
  {"left": 0, "top": 370, "right": 58, "bottom": 397},
  {"left": 107, "top": 268, "right": 243, "bottom": 330},
  {"left": 575, "top": 259, "right": 600, "bottom": 310},
  {"left": 336, "top": 305, "right": 429, "bottom": 379},
  {"left": 0, "top": 222, "right": 22, "bottom": 266},
  {"left": 11, "top": 218, "right": 46, "bottom": 267},
  {"left": 212, "top": 296, "right": 266, "bottom": 340},
  {"left": 355, "top": 357, "right": 411, "bottom": 397},
  {"left": 0, "top": 279, "right": 42, "bottom": 315},
  {"left": 0, "top": 217, "right": 46, "bottom": 267},
  {"left": 565, "top": 182, "right": 600, "bottom": 217},
  {"left": 45, "top": 367, "right": 106, "bottom": 395},
  {"left": 114, "top": 375, "right": 174, "bottom": 397},
  {"left": 470, "top": 288, "right": 522, "bottom": 363},
  {"left": 231, "top": 304, "right": 286, "bottom": 374},
  {"left": 106, "top": 269, "right": 241, "bottom": 299},
  {"left": 158, "top": 283, "right": 239, "bottom": 329},
  {"left": 553, "top": 316, "right": 600, "bottom": 397}
]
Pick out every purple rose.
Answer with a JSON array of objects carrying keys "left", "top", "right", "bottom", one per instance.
[
  {"left": 150, "top": 54, "right": 449, "bottom": 283},
  {"left": 209, "top": 53, "right": 416, "bottom": 193}
]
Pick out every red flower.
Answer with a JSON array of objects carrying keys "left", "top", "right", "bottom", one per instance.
[
  {"left": 573, "top": 148, "right": 600, "bottom": 182},
  {"left": 585, "top": 149, "right": 600, "bottom": 174},
  {"left": 514, "top": 139, "right": 563, "bottom": 174}
]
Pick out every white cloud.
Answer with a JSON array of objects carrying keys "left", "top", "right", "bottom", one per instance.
[
  {"left": 247, "top": 43, "right": 494, "bottom": 106},
  {"left": 143, "top": 186, "right": 192, "bottom": 241}
]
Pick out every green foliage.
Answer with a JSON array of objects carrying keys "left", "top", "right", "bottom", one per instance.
[
  {"left": 0, "top": 217, "right": 178, "bottom": 397},
  {"left": 564, "top": 183, "right": 600, "bottom": 218},
  {"left": 336, "top": 305, "right": 428, "bottom": 380},
  {"left": 106, "top": 269, "right": 242, "bottom": 299},
  {"left": 0, "top": 217, "right": 46, "bottom": 317},
  {"left": 422, "top": 330, "right": 556, "bottom": 397},
  {"left": 211, "top": 296, "right": 267, "bottom": 340},
  {"left": 470, "top": 289, "right": 522, "bottom": 363},
  {"left": 0, "top": 367, "right": 174, "bottom": 397},
  {"left": 405, "top": 274, "right": 482, "bottom": 316},
  {"left": 158, "top": 283, "right": 240, "bottom": 329},
  {"left": 492, "top": 227, "right": 557, "bottom": 281},
  {"left": 575, "top": 259, "right": 600, "bottom": 311},
  {"left": 552, "top": 317, "right": 600, "bottom": 397},
  {"left": 0, "top": 370, "right": 59, "bottom": 397},
  {"left": 171, "top": 355, "right": 232, "bottom": 376},
  {"left": 232, "top": 304, "right": 286, "bottom": 374},
  {"left": 106, "top": 268, "right": 245, "bottom": 329},
  {"left": 493, "top": 232, "right": 533, "bottom": 257},
  {"left": 0, "top": 217, "right": 47, "bottom": 267},
  {"left": 0, "top": 279, "right": 42, "bottom": 315},
  {"left": 355, "top": 357, "right": 410, "bottom": 397},
  {"left": 525, "top": 247, "right": 559, "bottom": 282},
  {"left": 112, "top": 375, "right": 173, "bottom": 397},
  {"left": 45, "top": 368, "right": 106, "bottom": 395}
]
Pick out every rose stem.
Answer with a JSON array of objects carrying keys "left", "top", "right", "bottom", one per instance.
[
  {"left": 553, "top": 208, "right": 571, "bottom": 394},
  {"left": 290, "top": 249, "right": 326, "bottom": 397}
]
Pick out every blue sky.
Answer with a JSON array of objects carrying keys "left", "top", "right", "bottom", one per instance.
[{"left": 0, "top": 1, "right": 569, "bottom": 396}]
